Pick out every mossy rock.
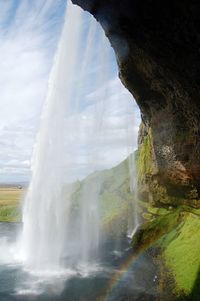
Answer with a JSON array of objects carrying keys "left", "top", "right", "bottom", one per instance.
[
  {"left": 135, "top": 128, "right": 153, "bottom": 184},
  {"left": 131, "top": 209, "right": 184, "bottom": 251},
  {"left": 161, "top": 213, "right": 200, "bottom": 297},
  {"left": 131, "top": 207, "right": 200, "bottom": 299}
]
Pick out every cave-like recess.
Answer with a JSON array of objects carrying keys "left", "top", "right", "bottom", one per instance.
[{"left": 73, "top": 0, "right": 200, "bottom": 207}]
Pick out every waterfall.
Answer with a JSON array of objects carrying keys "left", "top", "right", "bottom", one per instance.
[
  {"left": 19, "top": 0, "right": 111, "bottom": 272},
  {"left": 127, "top": 152, "right": 140, "bottom": 238},
  {"left": 20, "top": 1, "right": 85, "bottom": 270},
  {"left": 126, "top": 107, "right": 140, "bottom": 238},
  {"left": 19, "top": 0, "right": 138, "bottom": 273}
]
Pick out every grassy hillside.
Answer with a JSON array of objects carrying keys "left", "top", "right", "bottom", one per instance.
[
  {"left": 0, "top": 157, "right": 134, "bottom": 227},
  {"left": 69, "top": 157, "right": 134, "bottom": 236}
]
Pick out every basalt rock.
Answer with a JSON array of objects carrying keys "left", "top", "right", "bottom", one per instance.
[{"left": 72, "top": 0, "right": 200, "bottom": 207}]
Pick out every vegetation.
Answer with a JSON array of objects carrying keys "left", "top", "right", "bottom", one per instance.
[
  {"left": 0, "top": 188, "right": 23, "bottom": 222},
  {"left": 131, "top": 200, "right": 200, "bottom": 299},
  {"left": 131, "top": 208, "right": 184, "bottom": 250},
  {"left": 0, "top": 158, "right": 134, "bottom": 231},
  {"left": 133, "top": 126, "right": 200, "bottom": 298},
  {"left": 1, "top": 145, "right": 199, "bottom": 300},
  {"left": 135, "top": 128, "right": 153, "bottom": 183},
  {"left": 162, "top": 212, "right": 200, "bottom": 296},
  {"left": 70, "top": 158, "right": 134, "bottom": 236}
]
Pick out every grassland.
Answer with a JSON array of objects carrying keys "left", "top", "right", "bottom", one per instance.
[{"left": 0, "top": 187, "right": 24, "bottom": 222}]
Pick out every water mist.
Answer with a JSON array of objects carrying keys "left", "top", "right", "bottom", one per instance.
[
  {"left": 20, "top": 1, "right": 84, "bottom": 270},
  {"left": 19, "top": 0, "right": 110, "bottom": 272},
  {"left": 126, "top": 107, "right": 140, "bottom": 239},
  {"left": 127, "top": 153, "right": 140, "bottom": 238},
  {"left": 19, "top": 0, "right": 138, "bottom": 275}
]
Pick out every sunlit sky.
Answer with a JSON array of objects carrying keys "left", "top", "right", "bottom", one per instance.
[{"left": 0, "top": 0, "right": 140, "bottom": 184}]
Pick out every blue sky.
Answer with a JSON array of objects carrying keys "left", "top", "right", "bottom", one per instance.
[{"left": 0, "top": 0, "right": 140, "bottom": 183}]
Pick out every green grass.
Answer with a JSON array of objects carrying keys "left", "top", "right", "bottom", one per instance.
[
  {"left": 163, "top": 213, "right": 200, "bottom": 295},
  {"left": 0, "top": 157, "right": 134, "bottom": 226},
  {"left": 131, "top": 206, "right": 200, "bottom": 298},
  {"left": 0, "top": 188, "right": 23, "bottom": 222},
  {"left": 131, "top": 208, "right": 184, "bottom": 250},
  {"left": 69, "top": 158, "right": 134, "bottom": 236},
  {"left": 0, "top": 205, "right": 21, "bottom": 222}
]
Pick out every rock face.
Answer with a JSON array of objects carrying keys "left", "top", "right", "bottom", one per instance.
[{"left": 72, "top": 0, "right": 200, "bottom": 207}]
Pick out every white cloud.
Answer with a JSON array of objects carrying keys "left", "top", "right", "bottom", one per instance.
[
  {"left": 61, "top": 75, "right": 140, "bottom": 182},
  {"left": 0, "top": 0, "right": 141, "bottom": 183},
  {"left": 0, "top": 0, "right": 66, "bottom": 183}
]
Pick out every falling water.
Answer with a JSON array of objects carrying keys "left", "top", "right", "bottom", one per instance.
[
  {"left": 20, "top": 1, "right": 85, "bottom": 270},
  {"left": 126, "top": 109, "right": 140, "bottom": 238},
  {"left": 19, "top": 0, "right": 138, "bottom": 274},
  {"left": 127, "top": 152, "right": 140, "bottom": 238},
  {"left": 19, "top": 0, "right": 113, "bottom": 272}
]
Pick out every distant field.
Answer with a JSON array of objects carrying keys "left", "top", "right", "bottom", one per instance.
[
  {"left": 0, "top": 187, "right": 24, "bottom": 222},
  {"left": 0, "top": 157, "right": 132, "bottom": 225}
]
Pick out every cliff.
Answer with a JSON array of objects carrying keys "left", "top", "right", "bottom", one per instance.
[
  {"left": 72, "top": 1, "right": 200, "bottom": 299},
  {"left": 72, "top": 0, "right": 200, "bottom": 208}
]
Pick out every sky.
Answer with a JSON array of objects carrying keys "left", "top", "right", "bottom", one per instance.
[{"left": 0, "top": 0, "right": 140, "bottom": 184}]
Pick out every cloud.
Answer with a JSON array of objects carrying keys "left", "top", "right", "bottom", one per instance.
[
  {"left": 0, "top": 0, "right": 141, "bottom": 183},
  {"left": 0, "top": 0, "right": 66, "bottom": 183},
  {"left": 61, "top": 75, "right": 140, "bottom": 182}
]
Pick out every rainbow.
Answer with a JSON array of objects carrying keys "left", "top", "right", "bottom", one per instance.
[
  {"left": 98, "top": 201, "right": 158, "bottom": 300},
  {"left": 100, "top": 244, "right": 148, "bottom": 301}
]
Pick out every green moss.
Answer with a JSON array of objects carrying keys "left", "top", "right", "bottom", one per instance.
[
  {"left": 163, "top": 213, "right": 200, "bottom": 295},
  {"left": 131, "top": 207, "right": 200, "bottom": 298},
  {"left": 136, "top": 129, "right": 153, "bottom": 183},
  {"left": 135, "top": 125, "right": 189, "bottom": 207},
  {"left": 148, "top": 206, "right": 170, "bottom": 215},
  {"left": 150, "top": 182, "right": 171, "bottom": 204},
  {"left": 142, "top": 212, "right": 153, "bottom": 220},
  {"left": 138, "top": 200, "right": 149, "bottom": 209},
  {"left": 131, "top": 209, "right": 183, "bottom": 250}
]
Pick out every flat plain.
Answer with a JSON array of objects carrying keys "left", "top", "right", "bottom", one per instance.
[{"left": 0, "top": 186, "right": 24, "bottom": 222}]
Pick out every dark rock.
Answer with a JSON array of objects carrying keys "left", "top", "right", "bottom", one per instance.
[{"left": 72, "top": 0, "right": 200, "bottom": 206}]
